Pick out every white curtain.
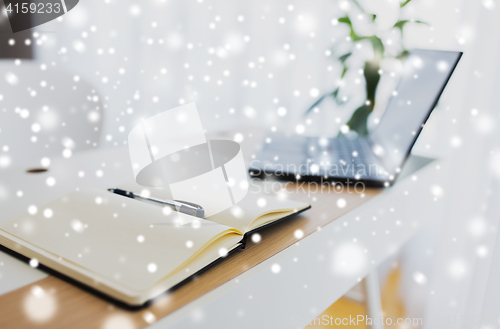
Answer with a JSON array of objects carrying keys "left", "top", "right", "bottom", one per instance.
[
  {"left": 35, "top": 0, "right": 459, "bottom": 145},
  {"left": 397, "top": 0, "right": 500, "bottom": 327},
  {"left": 35, "top": 0, "right": 353, "bottom": 146}
]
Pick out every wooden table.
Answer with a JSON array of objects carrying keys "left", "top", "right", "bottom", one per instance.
[{"left": 0, "top": 130, "right": 442, "bottom": 329}]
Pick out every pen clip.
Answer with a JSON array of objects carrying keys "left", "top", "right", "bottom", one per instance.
[{"left": 174, "top": 200, "right": 205, "bottom": 219}]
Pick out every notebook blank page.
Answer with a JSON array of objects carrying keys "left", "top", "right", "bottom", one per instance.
[{"left": 0, "top": 189, "right": 238, "bottom": 292}]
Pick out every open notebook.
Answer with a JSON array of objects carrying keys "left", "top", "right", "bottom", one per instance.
[{"left": 0, "top": 186, "right": 309, "bottom": 307}]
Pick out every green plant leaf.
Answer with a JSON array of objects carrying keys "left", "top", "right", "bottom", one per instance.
[
  {"left": 363, "top": 60, "right": 380, "bottom": 107},
  {"left": 351, "top": 0, "right": 366, "bottom": 13},
  {"left": 304, "top": 93, "right": 328, "bottom": 116},
  {"left": 339, "top": 52, "right": 352, "bottom": 64},
  {"left": 338, "top": 14, "right": 369, "bottom": 42},
  {"left": 394, "top": 20, "right": 409, "bottom": 31},
  {"left": 367, "top": 36, "right": 384, "bottom": 57},
  {"left": 400, "top": 0, "right": 412, "bottom": 8},
  {"left": 396, "top": 49, "right": 409, "bottom": 61},
  {"left": 338, "top": 16, "right": 351, "bottom": 25},
  {"left": 343, "top": 60, "right": 380, "bottom": 135},
  {"left": 305, "top": 0, "right": 423, "bottom": 134},
  {"left": 304, "top": 85, "right": 349, "bottom": 115},
  {"left": 340, "top": 65, "right": 348, "bottom": 79},
  {"left": 333, "top": 88, "right": 340, "bottom": 99},
  {"left": 345, "top": 105, "right": 371, "bottom": 136},
  {"left": 394, "top": 19, "right": 428, "bottom": 32}
]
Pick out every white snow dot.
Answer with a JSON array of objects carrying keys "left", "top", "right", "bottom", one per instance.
[
  {"left": 294, "top": 229, "right": 304, "bottom": 239},
  {"left": 340, "top": 125, "right": 350, "bottom": 134},
  {"left": 140, "top": 189, "right": 151, "bottom": 198},
  {"left": 129, "top": 5, "right": 141, "bottom": 16},
  {"left": 71, "top": 219, "right": 85, "bottom": 233},
  {"left": 430, "top": 185, "right": 444, "bottom": 198},
  {"left": 5, "top": 72, "right": 19, "bottom": 85},
  {"left": 147, "top": 263, "right": 157, "bottom": 273},
  {"left": 271, "top": 263, "right": 281, "bottom": 274},
  {"left": 186, "top": 240, "right": 193, "bottom": 248},
  {"left": 251, "top": 233, "right": 261, "bottom": 243},
  {"left": 143, "top": 312, "right": 156, "bottom": 324},
  {"left": 413, "top": 272, "right": 427, "bottom": 285},
  {"left": 337, "top": 198, "right": 346, "bottom": 208},
  {"left": 31, "top": 123, "right": 41, "bottom": 133},
  {"left": 137, "top": 235, "right": 145, "bottom": 243},
  {"left": 309, "top": 88, "right": 319, "bottom": 98},
  {"left": 257, "top": 198, "right": 267, "bottom": 207},
  {"left": 450, "top": 136, "right": 462, "bottom": 148},
  {"left": 218, "top": 247, "right": 228, "bottom": 257},
  {"left": 88, "top": 111, "right": 100, "bottom": 123},
  {"left": 29, "top": 259, "right": 39, "bottom": 268},
  {"left": 43, "top": 208, "right": 53, "bottom": 218},
  {"left": 332, "top": 243, "right": 367, "bottom": 276},
  {"left": 436, "top": 61, "right": 449, "bottom": 72},
  {"left": 73, "top": 40, "right": 86, "bottom": 53},
  {"left": 46, "top": 177, "right": 56, "bottom": 187},
  {"left": 448, "top": 259, "right": 467, "bottom": 279},
  {"left": 295, "top": 124, "right": 305, "bottom": 134},
  {"left": 483, "top": 0, "right": 496, "bottom": 9},
  {"left": 477, "top": 245, "right": 488, "bottom": 257},
  {"left": 277, "top": 107, "right": 287, "bottom": 116},
  {"left": 28, "top": 205, "right": 38, "bottom": 215},
  {"left": 40, "top": 157, "right": 50, "bottom": 167},
  {"left": 0, "top": 155, "right": 11, "bottom": 168},
  {"left": 234, "top": 133, "right": 244, "bottom": 143},
  {"left": 62, "top": 149, "right": 72, "bottom": 158},
  {"left": 468, "top": 217, "right": 486, "bottom": 238},
  {"left": 243, "top": 106, "right": 256, "bottom": 118},
  {"left": 20, "top": 109, "right": 30, "bottom": 119}
]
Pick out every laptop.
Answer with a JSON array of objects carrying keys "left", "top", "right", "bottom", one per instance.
[{"left": 249, "top": 49, "right": 462, "bottom": 187}]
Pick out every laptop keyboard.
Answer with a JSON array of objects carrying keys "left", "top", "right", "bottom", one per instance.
[
  {"left": 254, "top": 134, "right": 386, "bottom": 180},
  {"left": 303, "top": 137, "right": 379, "bottom": 177}
]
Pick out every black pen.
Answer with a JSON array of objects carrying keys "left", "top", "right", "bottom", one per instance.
[{"left": 107, "top": 188, "right": 205, "bottom": 218}]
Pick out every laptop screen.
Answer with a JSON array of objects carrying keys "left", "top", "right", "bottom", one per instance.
[{"left": 369, "top": 49, "right": 462, "bottom": 176}]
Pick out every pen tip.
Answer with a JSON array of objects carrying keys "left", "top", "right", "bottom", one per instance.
[{"left": 107, "top": 189, "right": 114, "bottom": 192}]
